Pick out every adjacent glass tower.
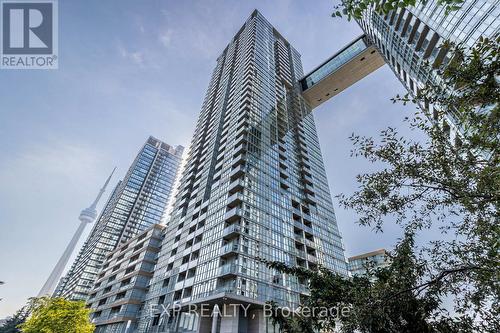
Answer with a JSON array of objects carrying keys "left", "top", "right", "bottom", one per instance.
[
  {"left": 58, "top": 137, "right": 184, "bottom": 300},
  {"left": 356, "top": 0, "right": 499, "bottom": 131},
  {"left": 138, "top": 10, "right": 347, "bottom": 332}
]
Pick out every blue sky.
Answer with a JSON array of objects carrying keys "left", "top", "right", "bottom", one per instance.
[{"left": 0, "top": 0, "right": 418, "bottom": 316}]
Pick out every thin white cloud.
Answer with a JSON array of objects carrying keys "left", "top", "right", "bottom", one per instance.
[
  {"left": 0, "top": 141, "right": 106, "bottom": 189},
  {"left": 117, "top": 44, "right": 145, "bottom": 66},
  {"left": 158, "top": 29, "right": 173, "bottom": 48}
]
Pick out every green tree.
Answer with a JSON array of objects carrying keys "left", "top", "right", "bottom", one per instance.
[
  {"left": 0, "top": 299, "right": 37, "bottom": 333},
  {"left": 18, "top": 297, "right": 94, "bottom": 333},
  {"left": 337, "top": 35, "right": 499, "bottom": 326},
  {"left": 267, "top": 231, "right": 477, "bottom": 333},
  {"left": 332, "top": 0, "right": 464, "bottom": 21},
  {"left": 267, "top": 30, "right": 499, "bottom": 333}
]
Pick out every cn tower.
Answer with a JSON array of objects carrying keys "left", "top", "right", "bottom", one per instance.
[{"left": 38, "top": 168, "right": 116, "bottom": 297}]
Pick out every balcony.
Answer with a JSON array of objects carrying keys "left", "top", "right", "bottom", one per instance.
[
  {"left": 222, "top": 224, "right": 241, "bottom": 239},
  {"left": 232, "top": 152, "right": 246, "bottom": 168},
  {"left": 305, "top": 238, "right": 315, "bottom": 248},
  {"left": 304, "top": 183, "right": 314, "bottom": 195},
  {"left": 302, "top": 212, "right": 312, "bottom": 223},
  {"left": 234, "top": 132, "right": 247, "bottom": 146},
  {"left": 227, "top": 192, "right": 243, "bottom": 208},
  {"left": 218, "top": 264, "right": 238, "bottom": 277},
  {"left": 294, "top": 220, "right": 304, "bottom": 230},
  {"left": 304, "top": 194, "right": 316, "bottom": 205},
  {"left": 228, "top": 179, "right": 244, "bottom": 194},
  {"left": 233, "top": 142, "right": 246, "bottom": 156},
  {"left": 230, "top": 165, "right": 246, "bottom": 181},
  {"left": 224, "top": 207, "right": 242, "bottom": 223},
  {"left": 297, "top": 283, "right": 310, "bottom": 294},
  {"left": 302, "top": 174, "right": 313, "bottom": 185},
  {"left": 302, "top": 223, "right": 313, "bottom": 234},
  {"left": 294, "top": 248, "right": 306, "bottom": 259},
  {"left": 307, "top": 254, "right": 318, "bottom": 263},
  {"left": 220, "top": 242, "right": 239, "bottom": 258},
  {"left": 234, "top": 127, "right": 247, "bottom": 141}
]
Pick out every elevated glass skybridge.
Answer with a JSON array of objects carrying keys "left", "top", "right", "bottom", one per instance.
[{"left": 300, "top": 35, "right": 385, "bottom": 108}]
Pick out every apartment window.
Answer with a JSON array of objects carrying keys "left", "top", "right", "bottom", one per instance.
[
  {"left": 108, "top": 275, "right": 116, "bottom": 283},
  {"left": 183, "top": 287, "right": 193, "bottom": 298},
  {"left": 187, "top": 268, "right": 196, "bottom": 278},
  {"left": 121, "top": 278, "right": 131, "bottom": 287},
  {"left": 125, "top": 265, "right": 136, "bottom": 274},
  {"left": 110, "top": 306, "right": 121, "bottom": 315},
  {"left": 134, "top": 242, "right": 144, "bottom": 252},
  {"left": 115, "top": 291, "right": 126, "bottom": 300},
  {"left": 98, "top": 298, "right": 106, "bottom": 306},
  {"left": 191, "top": 250, "right": 200, "bottom": 260},
  {"left": 177, "top": 272, "right": 186, "bottom": 282},
  {"left": 162, "top": 277, "right": 170, "bottom": 288},
  {"left": 103, "top": 286, "right": 111, "bottom": 293}
]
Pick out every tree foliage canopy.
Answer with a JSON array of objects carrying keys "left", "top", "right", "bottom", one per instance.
[
  {"left": 18, "top": 297, "right": 94, "bottom": 333},
  {"left": 267, "top": 19, "right": 499, "bottom": 333},
  {"left": 333, "top": 0, "right": 464, "bottom": 20}
]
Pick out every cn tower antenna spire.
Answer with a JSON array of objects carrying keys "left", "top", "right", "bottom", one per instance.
[
  {"left": 38, "top": 168, "right": 116, "bottom": 297},
  {"left": 89, "top": 167, "right": 116, "bottom": 210}
]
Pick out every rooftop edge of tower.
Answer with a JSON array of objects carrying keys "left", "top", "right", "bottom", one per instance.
[{"left": 217, "top": 9, "right": 301, "bottom": 62}]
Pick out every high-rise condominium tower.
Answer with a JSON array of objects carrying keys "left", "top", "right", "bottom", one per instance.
[
  {"left": 356, "top": 0, "right": 498, "bottom": 133},
  {"left": 58, "top": 137, "right": 184, "bottom": 300},
  {"left": 299, "top": 1, "right": 498, "bottom": 138},
  {"left": 138, "top": 10, "right": 347, "bottom": 333}
]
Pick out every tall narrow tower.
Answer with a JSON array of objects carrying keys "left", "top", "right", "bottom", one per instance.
[
  {"left": 38, "top": 168, "right": 116, "bottom": 297},
  {"left": 138, "top": 10, "right": 347, "bottom": 332},
  {"left": 59, "top": 137, "right": 184, "bottom": 300}
]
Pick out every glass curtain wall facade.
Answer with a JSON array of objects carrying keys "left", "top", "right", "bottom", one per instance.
[
  {"left": 58, "top": 137, "right": 184, "bottom": 300},
  {"left": 138, "top": 10, "right": 347, "bottom": 333},
  {"left": 348, "top": 249, "right": 390, "bottom": 278},
  {"left": 357, "top": 0, "right": 499, "bottom": 134},
  {"left": 88, "top": 224, "right": 165, "bottom": 333}
]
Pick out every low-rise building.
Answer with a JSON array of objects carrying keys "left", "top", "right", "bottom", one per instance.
[
  {"left": 348, "top": 249, "right": 390, "bottom": 278},
  {"left": 87, "top": 224, "right": 165, "bottom": 333}
]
